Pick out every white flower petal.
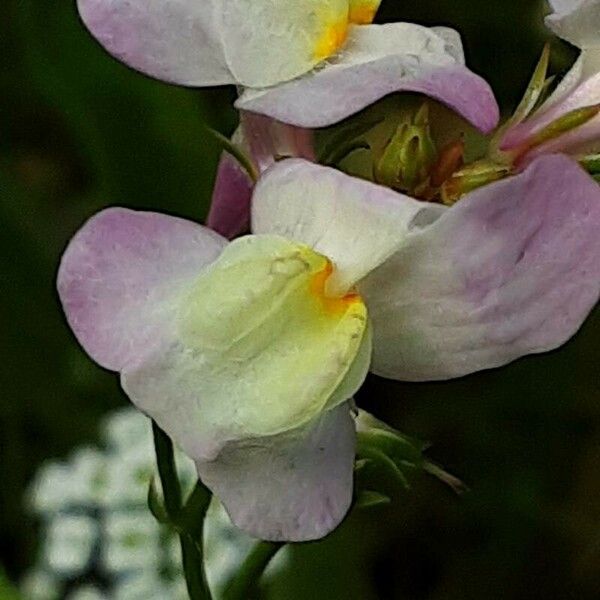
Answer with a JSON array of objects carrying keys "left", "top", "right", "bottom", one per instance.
[
  {"left": 220, "top": 0, "right": 350, "bottom": 87},
  {"left": 546, "top": 0, "right": 600, "bottom": 49},
  {"left": 196, "top": 403, "right": 355, "bottom": 541},
  {"left": 237, "top": 24, "right": 499, "bottom": 131},
  {"left": 252, "top": 159, "right": 443, "bottom": 296},
  {"left": 44, "top": 515, "right": 98, "bottom": 576},
  {"left": 360, "top": 155, "right": 600, "bottom": 381}
]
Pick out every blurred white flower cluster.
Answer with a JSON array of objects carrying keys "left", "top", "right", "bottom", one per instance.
[{"left": 21, "top": 408, "right": 263, "bottom": 599}]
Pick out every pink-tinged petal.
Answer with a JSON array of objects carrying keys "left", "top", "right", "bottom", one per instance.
[
  {"left": 196, "top": 403, "right": 355, "bottom": 542},
  {"left": 57, "top": 208, "right": 226, "bottom": 371},
  {"left": 236, "top": 24, "right": 499, "bottom": 132},
  {"left": 252, "top": 159, "right": 445, "bottom": 295},
  {"left": 207, "top": 113, "right": 316, "bottom": 239},
  {"left": 360, "top": 155, "right": 600, "bottom": 381},
  {"left": 77, "top": 0, "right": 233, "bottom": 86},
  {"left": 207, "top": 152, "right": 254, "bottom": 239},
  {"left": 242, "top": 112, "right": 316, "bottom": 172}
]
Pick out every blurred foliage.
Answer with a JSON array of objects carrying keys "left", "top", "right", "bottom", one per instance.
[{"left": 0, "top": 0, "right": 598, "bottom": 598}]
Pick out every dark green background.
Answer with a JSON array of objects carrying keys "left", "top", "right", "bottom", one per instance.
[{"left": 1, "top": 0, "right": 598, "bottom": 598}]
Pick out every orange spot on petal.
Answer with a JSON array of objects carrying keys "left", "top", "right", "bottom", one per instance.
[{"left": 309, "top": 260, "right": 362, "bottom": 315}]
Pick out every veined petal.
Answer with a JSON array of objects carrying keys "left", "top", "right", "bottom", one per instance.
[
  {"left": 57, "top": 208, "right": 226, "bottom": 372},
  {"left": 252, "top": 159, "right": 444, "bottom": 296},
  {"left": 196, "top": 402, "right": 355, "bottom": 541},
  {"left": 122, "top": 235, "right": 369, "bottom": 461},
  {"left": 236, "top": 24, "right": 499, "bottom": 132},
  {"left": 220, "top": 0, "right": 350, "bottom": 87},
  {"left": 77, "top": 0, "right": 233, "bottom": 86},
  {"left": 360, "top": 155, "right": 600, "bottom": 381},
  {"left": 546, "top": 0, "right": 600, "bottom": 49}
]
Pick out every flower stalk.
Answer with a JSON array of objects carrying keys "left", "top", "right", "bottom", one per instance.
[{"left": 152, "top": 422, "right": 213, "bottom": 600}]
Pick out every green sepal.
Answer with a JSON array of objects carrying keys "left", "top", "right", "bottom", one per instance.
[
  {"left": 441, "top": 160, "right": 511, "bottom": 205},
  {"left": 532, "top": 75, "right": 557, "bottom": 113},
  {"left": 525, "top": 103, "right": 600, "bottom": 150},
  {"left": 354, "top": 411, "right": 425, "bottom": 498},
  {"left": 508, "top": 44, "right": 551, "bottom": 127},
  {"left": 355, "top": 490, "right": 392, "bottom": 509},
  {"left": 489, "top": 44, "right": 551, "bottom": 159},
  {"left": 354, "top": 410, "right": 465, "bottom": 501},
  {"left": 354, "top": 458, "right": 374, "bottom": 473},
  {"left": 203, "top": 125, "right": 258, "bottom": 183}
]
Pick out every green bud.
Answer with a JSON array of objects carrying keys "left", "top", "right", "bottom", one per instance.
[
  {"left": 354, "top": 410, "right": 426, "bottom": 497},
  {"left": 374, "top": 104, "right": 438, "bottom": 193},
  {"left": 354, "top": 410, "right": 465, "bottom": 502}
]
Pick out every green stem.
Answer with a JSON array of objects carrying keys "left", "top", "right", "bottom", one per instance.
[
  {"left": 180, "top": 481, "right": 213, "bottom": 538},
  {"left": 223, "top": 541, "right": 285, "bottom": 600},
  {"left": 180, "top": 534, "right": 212, "bottom": 600},
  {"left": 152, "top": 422, "right": 212, "bottom": 600},
  {"left": 152, "top": 422, "right": 182, "bottom": 514}
]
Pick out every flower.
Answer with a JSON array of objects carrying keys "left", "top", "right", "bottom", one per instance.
[
  {"left": 66, "top": 586, "right": 108, "bottom": 600},
  {"left": 57, "top": 152, "right": 600, "bottom": 541},
  {"left": 43, "top": 515, "right": 97, "bottom": 577},
  {"left": 101, "top": 511, "right": 162, "bottom": 574},
  {"left": 77, "top": 1, "right": 498, "bottom": 129},
  {"left": 82, "top": 2, "right": 500, "bottom": 240},
  {"left": 499, "top": 0, "right": 600, "bottom": 164},
  {"left": 209, "top": 26, "right": 501, "bottom": 239}
]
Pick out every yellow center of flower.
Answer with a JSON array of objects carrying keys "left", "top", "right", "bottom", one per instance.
[
  {"left": 313, "top": 0, "right": 380, "bottom": 61},
  {"left": 176, "top": 235, "right": 369, "bottom": 439},
  {"left": 313, "top": 18, "right": 350, "bottom": 61},
  {"left": 309, "top": 259, "right": 362, "bottom": 315}
]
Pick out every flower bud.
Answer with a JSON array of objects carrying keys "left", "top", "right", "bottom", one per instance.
[{"left": 374, "top": 104, "right": 438, "bottom": 194}]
